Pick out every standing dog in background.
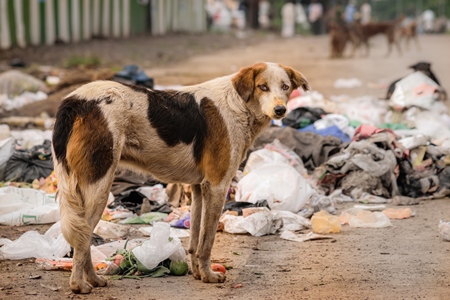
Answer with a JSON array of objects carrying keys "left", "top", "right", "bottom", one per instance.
[
  {"left": 52, "top": 62, "right": 309, "bottom": 294},
  {"left": 349, "top": 16, "right": 405, "bottom": 57}
]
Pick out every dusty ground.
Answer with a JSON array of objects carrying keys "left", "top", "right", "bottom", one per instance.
[{"left": 1, "top": 32, "right": 450, "bottom": 300}]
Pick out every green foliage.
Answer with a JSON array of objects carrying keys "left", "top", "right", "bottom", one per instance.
[
  {"left": 63, "top": 55, "right": 101, "bottom": 68},
  {"left": 369, "top": 0, "right": 450, "bottom": 21}
]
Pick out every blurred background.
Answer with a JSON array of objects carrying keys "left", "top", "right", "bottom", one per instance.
[{"left": 0, "top": 0, "right": 448, "bottom": 50}]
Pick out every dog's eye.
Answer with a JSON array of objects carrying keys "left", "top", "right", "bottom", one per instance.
[
  {"left": 258, "top": 85, "right": 269, "bottom": 92},
  {"left": 282, "top": 84, "right": 290, "bottom": 91}
]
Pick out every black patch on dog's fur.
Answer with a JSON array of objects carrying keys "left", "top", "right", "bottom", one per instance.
[
  {"left": 123, "top": 84, "right": 208, "bottom": 163},
  {"left": 53, "top": 97, "right": 114, "bottom": 182},
  {"left": 53, "top": 96, "right": 84, "bottom": 170}
]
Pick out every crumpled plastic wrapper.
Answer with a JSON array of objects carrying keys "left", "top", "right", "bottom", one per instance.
[{"left": 438, "top": 220, "right": 450, "bottom": 241}]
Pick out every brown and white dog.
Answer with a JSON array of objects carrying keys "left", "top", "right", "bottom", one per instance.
[
  {"left": 52, "top": 62, "right": 309, "bottom": 294},
  {"left": 349, "top": 16, "right": 405, "bottom": 57}
]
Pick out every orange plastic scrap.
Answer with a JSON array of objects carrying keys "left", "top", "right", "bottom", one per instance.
[
  {"left": 35, "top": 258, "right": 73, "bottom": 271},
  {"left": 94, "top": 262, "right": 109, "bottom": 271},
  {"left": 382, "top": 207, "right": 413, "bottom": 219}
]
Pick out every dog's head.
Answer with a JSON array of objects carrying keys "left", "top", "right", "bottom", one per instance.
[{"left": 232, "top": 62, "right": 309, "bottom": 120}]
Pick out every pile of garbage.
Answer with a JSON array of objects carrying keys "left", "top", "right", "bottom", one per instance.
[{"left": 2, "top": 61, "right": 450, "bottom": 278}]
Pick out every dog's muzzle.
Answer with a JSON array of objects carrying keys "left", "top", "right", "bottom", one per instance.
[{"left": 274, "top": 105, "right": 287, "bottom": 117}]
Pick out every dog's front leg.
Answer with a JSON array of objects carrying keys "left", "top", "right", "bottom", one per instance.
[
  {"left": 188, "top": 184, "right": 202, "bottom": 279},
  {"left": 197, "top": 181, "right": 227, "bottom": 283}
]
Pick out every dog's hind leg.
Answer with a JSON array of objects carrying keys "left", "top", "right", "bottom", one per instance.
[
  {"left": 59, "top": 173, "right": 113, "bottom": 293},
  {"left": 188, "top": 183, "right": 202, "bottom": 280},
  {"left": 197, "top": 181, "right": 227, "bottom": 283},
  {"left": 81, "top": 174, "right": 117, "bottom": 288},
  {"left": 58, "top": 171, "right": 96, "bottom": 294}
]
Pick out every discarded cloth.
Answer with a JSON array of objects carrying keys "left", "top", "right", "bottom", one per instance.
[
  {"left": 299, "top": 124, "right": 351, "bottom": 143},
  {"left": 282, "top": 107, "right": 327, "bottom": 129},
  {"left": 253, "top": 126, "right": 343, "bottom": 171}
]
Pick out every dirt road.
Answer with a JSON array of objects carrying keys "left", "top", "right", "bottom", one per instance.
[{"left": 1, "top": 33, "right": 450, "bottom": 300}]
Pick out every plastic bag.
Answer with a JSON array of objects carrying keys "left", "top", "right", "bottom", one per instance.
[
  {"left": 280, "top": 231, "right": 333, "bottom": 243},
  {"left": 4, "top": 140, "right": 53, "bottom": 183},
  {"left": 413, "top": 111, "right": 450, "bottom": 142},
  {"left": 131, "top": 222, "right": 185, "bottom": 270},
  {"left": 94, "top": 220, "right": 133, "bottom": 240},
  {"left": 0, "top": 137, "right": 14, "bottom": 181},
  {"left": 311, "top": 210, "right": 341, "bottom": 234},
  {"left": 271, "top": 210, "right": 311, "bottom": 231},
  {"left": 382, "top": 207, "right": 414, "bottom": 219},
  {"left": 389, "top": 71, "right": 443, "bottom": 110},
  {"left": 333, "top": 78, "right": 362, "bottom": 89},
  {"left": 314, "top": 114, "right": 355, "bottom": 139},
  {"left": 263, "top": 139, "right": 308, "bottom": 175},
  {"left": 136, "top": 184, "right": 168, "bottom": 206},
  {"left": 0, "top": 70, "right": 47, "bottom": 97},
  {"left": 397, "top": 134, "right": 430, "bottom": 150},
  {"left": 138, "top": 226, "right": 190, "bottom": 238},
  {"left": 236, "top": 164, "right": 314, "bottom": 213},
  {"left": 243, "top": 148, "right": 290, "bottom": 175},
  {"left": 0, "top": 187, "right": 59, "bottom": 226},
  {"left": 220, "top": 208, "right": 280, "bottom": 236},
  {"left": 0, "top": 221, "right": 70, "bottom": 260},
  {"left": 340, "top": 208, "right": 392, "bottom": 228},
  {"left": 438, "top": 220, "right": 450, "bottom": 241},
  {"left": 10, "top": 129, "right": 53, "bottom": 150}
]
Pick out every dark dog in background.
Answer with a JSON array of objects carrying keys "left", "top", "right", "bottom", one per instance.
[
  {"left": 329, "top": 22, "right": 351, "bottom": 58},
  {"left": 385, "top": 61, "right": 446, "bottom": 100},
  {"left": 349, "top": 16, "right": 405, "bottom": 57}
]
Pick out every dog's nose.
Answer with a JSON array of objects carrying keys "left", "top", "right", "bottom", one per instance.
[{"left": 274, "top": 105, "right": 287, "bottom": 117}]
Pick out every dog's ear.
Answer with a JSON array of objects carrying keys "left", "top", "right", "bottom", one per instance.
[
  {"left": 232, "top": 66, "right": 256, "bottom": 102},
  {"left": 280, "top": 64, "right": 310, "bottom": 92}
]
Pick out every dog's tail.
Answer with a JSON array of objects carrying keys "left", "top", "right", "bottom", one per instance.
[{"left": 54, "top": 160, "right": 92, "bottom": 248}]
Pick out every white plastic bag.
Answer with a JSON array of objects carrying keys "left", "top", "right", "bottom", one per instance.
[
  {"left": 243, "top": 148, "right": 290, "bottom": 175},
  {"left": 131, "top": 222, "right": 185, "bottom": 270},
  {"left": 280, "top": 231, "right": 333, "bottom": 243},
  {"left": 136, "top": 184, "right": 168, "bottom": 206},
  {"left": 439, "top": 220, "right": 450, "bottom": 241},
  {"left": 333, "top": 78, "right": 362, "bottom": 89},
  {"left": 389, "top": 71, "right": 442, "bottom": 110},
  {"left": 413, "top": 111, "right": 450, "bottom": 142},
  {"left": 263, "top": 139, "right": 308, "bottom": 175},
  {"left": 340, "top": 208, "right": 392, "bottom": 228},
  {"left": 271, "top": 210, "right": 311, "bottom": 231},
  {"left": 0, "top": 187, "right": 59, "bottom": 226},
  {"left": 221, "top": 208, "right": 280, "bottom": 236},
  {"left": 0, "top": 221, "right": 70, "bottom": 260},
  {"left": 138, "top": 226, "right": 190, "bottom": 238},
  {"left": 94, "top": 220, "right": 133, "bottom": 239},
  {"left": 10, "top": 129, "right": 52, "bottom": 149},
  {"left": 314, "top": 114, "right": 355, "bottom": 139},
  {"left": 236, "top": 164, "right": 314, "bottom": 213},
  {"left": 0, "top": 137, "right": 14, "bottom": 181}
]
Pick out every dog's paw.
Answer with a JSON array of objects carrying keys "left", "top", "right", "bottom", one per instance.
[
  {"left": 70, "top": 280, "right": 93, "bottom": 294},
  {"left": 192, "top": 272, "right": 202, "bottom": 280},
  {"left": 86, "top": 274, "right": 107, "bottom": 287},
  {"left": 190, "top": 262, "right": 201, "bottom": 280},
  {"left": 201, "top": 271, "right": 226, "bottom": 283}
]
